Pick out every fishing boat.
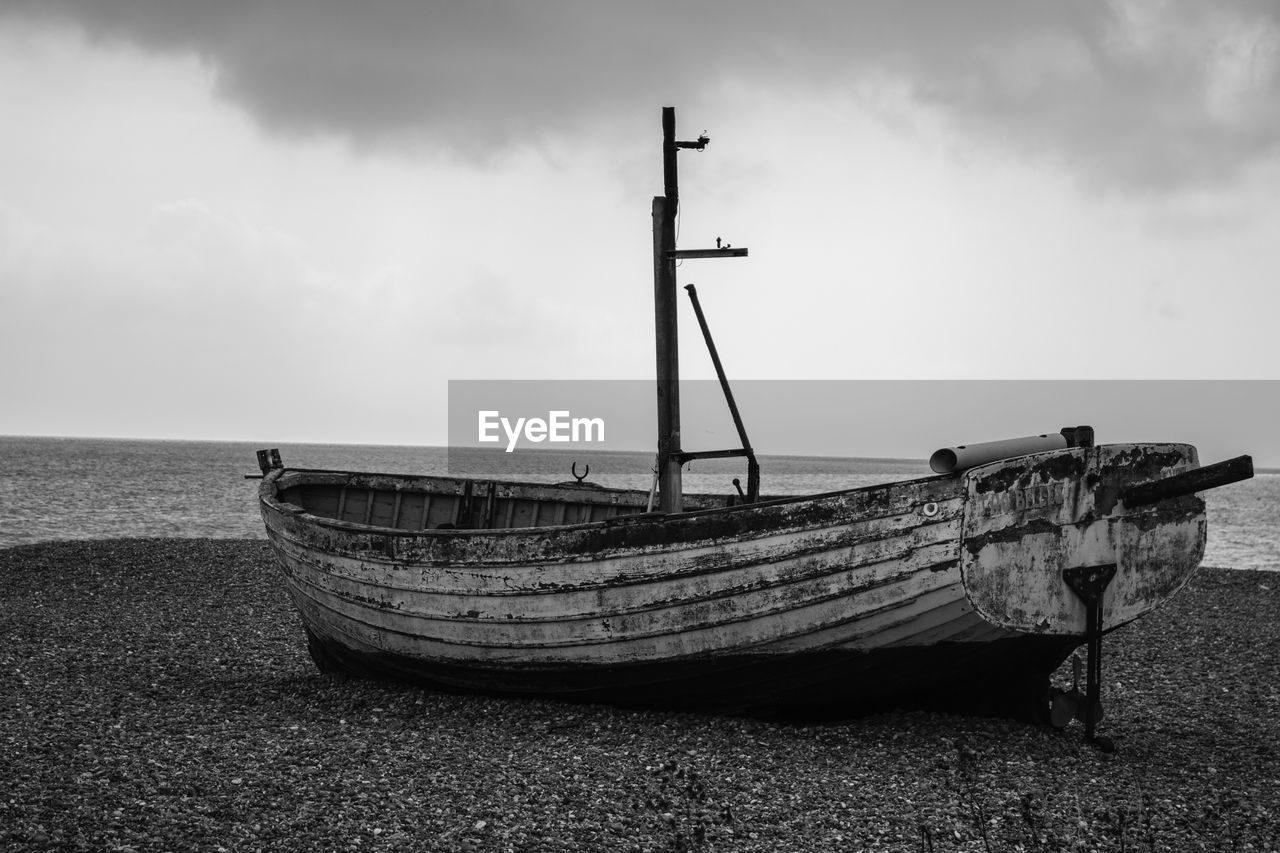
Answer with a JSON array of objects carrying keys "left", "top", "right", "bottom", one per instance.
[{"left": 256, "top": 108, "right": 1252, "bottom": 734}]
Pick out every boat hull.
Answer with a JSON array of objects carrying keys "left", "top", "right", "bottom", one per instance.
[{"left": 258, "top": 443, "right": 1207, "bottom": 718}]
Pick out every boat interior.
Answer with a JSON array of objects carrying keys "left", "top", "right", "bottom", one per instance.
[{"left": 273, "top": 471, "right": 727, "bottom": 531}]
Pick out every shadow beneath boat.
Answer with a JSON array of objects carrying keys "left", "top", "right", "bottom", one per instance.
[{"left": 301, "top": 627, "right": 1078, "bottom": 727}]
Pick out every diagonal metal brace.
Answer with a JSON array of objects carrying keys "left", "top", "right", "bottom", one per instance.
[{"left": 1063, "top": 563, "right": 1116, "bottom": 747}]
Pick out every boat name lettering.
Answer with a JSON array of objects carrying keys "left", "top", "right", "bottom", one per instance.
[
  {"left": 976, "top": 483, "right": 1065, "bottom": 515},
  {"left": 478, "top": 410, "right": 606, "bottom": 452}
]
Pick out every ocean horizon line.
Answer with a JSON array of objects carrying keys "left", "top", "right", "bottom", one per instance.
[
  {"left": 0, "top": 433, "right": 931, "bottom": 467},
  {"left": 4, "top": 433, "right": 1278, "bottom": 474}
]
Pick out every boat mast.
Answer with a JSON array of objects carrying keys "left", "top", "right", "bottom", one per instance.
[
  {"left": 652, "top": 107, "right": 749, "bottom": 513},
  {"left": 653, "top": 107, "right": 687, "bottom": 513}
]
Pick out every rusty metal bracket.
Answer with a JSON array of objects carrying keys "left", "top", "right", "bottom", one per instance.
[
  {"left": 1062, "top": 563, "right": 1117, "bottom": 750},
  {"left": 254, "top": 448, "right": 283, "bottom": 476}
]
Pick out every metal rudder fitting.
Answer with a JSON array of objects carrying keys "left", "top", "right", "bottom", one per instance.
[{"left": 1060, "top": 562, "right": 1117, "bottom": 751}]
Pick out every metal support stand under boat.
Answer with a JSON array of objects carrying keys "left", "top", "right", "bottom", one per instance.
[
  {"left": 1061, "top": 563, "right": 1118, "bottom": 752},
  {"left": 653, "top": 106, "right": 749, "bottom": 513}
]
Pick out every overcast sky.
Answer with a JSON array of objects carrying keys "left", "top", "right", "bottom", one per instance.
[{"left": 2, "top": 1, "right": 1278, "bottom": 463}]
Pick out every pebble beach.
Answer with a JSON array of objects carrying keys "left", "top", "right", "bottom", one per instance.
[{"left": 3, "top": 538, "right": 1278, "bottom": 852}]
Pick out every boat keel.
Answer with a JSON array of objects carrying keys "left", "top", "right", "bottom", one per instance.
[{"left": 295, "top": 628, "right": 1081, "bottom": 724}]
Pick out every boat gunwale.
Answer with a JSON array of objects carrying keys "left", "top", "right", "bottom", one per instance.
[
  {"left": 261, "top": 483, "right": 965, "bottom": 571},
  {"left": 259, "top": 465, "right": 959, "bottom": 540}
]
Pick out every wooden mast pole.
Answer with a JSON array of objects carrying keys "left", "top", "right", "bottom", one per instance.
[{"left": 654, "top": 107, "right": 682, "bottom": 513}]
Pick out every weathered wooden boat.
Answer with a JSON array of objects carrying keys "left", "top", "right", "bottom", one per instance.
[{"left": 256, "top": 109, "right": 1253, "bottom": 732}]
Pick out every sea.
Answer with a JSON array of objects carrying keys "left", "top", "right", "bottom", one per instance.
[{"left": 1, "top": 435, "right": 1276, "bottom": 571}]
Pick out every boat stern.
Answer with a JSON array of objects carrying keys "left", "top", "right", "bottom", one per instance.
[{"left": 959, "top": 444, "right": 1207, "bottom": 636}]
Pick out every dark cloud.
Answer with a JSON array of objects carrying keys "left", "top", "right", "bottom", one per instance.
[{"left": 6, "top": 0, "right": 1280, "bottom": 189}]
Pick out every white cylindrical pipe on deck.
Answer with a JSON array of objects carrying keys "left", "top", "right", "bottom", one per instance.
[{"left": 929, "top": 433, "right": 1069, "bottom": 474}]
